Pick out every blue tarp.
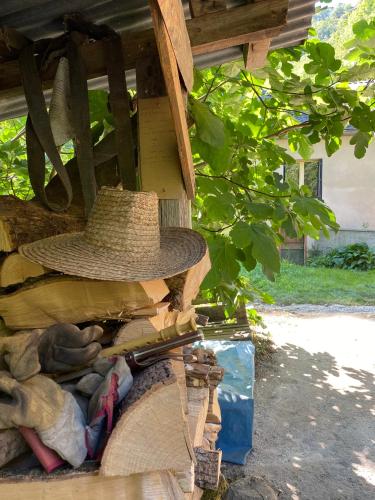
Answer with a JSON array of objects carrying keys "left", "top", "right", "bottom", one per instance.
[{"left": 197, "top": 340, "right": 255, "bottom": 465}]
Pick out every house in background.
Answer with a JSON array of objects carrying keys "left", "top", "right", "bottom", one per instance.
[{"left": 279, "top": 129, "right": 375, "bottom": 263}]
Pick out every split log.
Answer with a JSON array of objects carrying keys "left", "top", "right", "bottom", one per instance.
[
  {"left": 170, "top": 352, "right": 189, "bottom": 416},
  {"left": 206, "top": 388, "right": 221, "bottom": 425},
  {"left": 165, "top": 250, "right": 211, "bottom": 310},
  {"left": 176, "top": 461, "right": 195, "bottom": 494},
  {"left": 187, "top": 387, "right": 210, "bottom": 447},
  {"left": 100, "top": 359, "right": 194, "bottom": 477},
  {"left": 0, "top": 429, "right": 29, "bottom": 468},
  {"left": 0, "top": 277, "right": 169, "bottom": 329},
  {"left": 203, "top": 423, "right": 221, "bottom": 450},
  {"left": 194, "top": 448, "right": 222, "bottom": 490},
  {"left": 0, "top": 196, "right": 84, "bottom": 252},
  {"left": 130, "top": 301, "right": 170, "bottom": 318},
  {"left": 114, "top": 307, "right": 196, "bottom": 344},
  {"left": 0, "top": 253, "right": 48, "bottom": 287},
  {"left": 0, "top": 470, "right": 185, "bottom": 500}
]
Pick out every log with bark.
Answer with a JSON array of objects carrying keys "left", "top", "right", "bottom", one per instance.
[
  {"left": 0, "top": 196, "right": 84, "bottom": 252},
  {"left": 194, "top": 448, "right": 222, "bottom": 490},
  {"left": 100, "top": 359, "right": 194, "bottom": 477},
  {"left": 0, "top": 276, "right": 169, "bottom": 329}
]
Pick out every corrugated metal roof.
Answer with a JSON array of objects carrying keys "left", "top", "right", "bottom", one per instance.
[{"left": 0, "top": 0, "right": 315, "bottom": 120}]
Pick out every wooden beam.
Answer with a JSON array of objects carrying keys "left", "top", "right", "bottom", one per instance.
[
  {"left": 189, "top": 0, "right": 227, "bottom": 17},
  {"left": 0, "top": 0, "right": 288, "bottom": 99},
  {"left": 187, "top": 0, "right": 286, "bottom": 54},
  {"left": 244, "top": 38, "right": 272, "bottom": 70},
  {"left": 243, "top": 0, "right": 273, "bottom": 70},
  {"left": 155, "top": 0, "right": 194, "bottom": 91},
  {"left": 149, "top": 0, "right": 196, "bottom": 199}
]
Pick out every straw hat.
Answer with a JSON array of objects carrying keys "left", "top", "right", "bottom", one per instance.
[{"left": 20, "top": 188, "right": 207, "bottom": 281}]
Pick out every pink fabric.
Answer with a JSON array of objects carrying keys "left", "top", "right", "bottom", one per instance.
[
  {"left": 19, "top": 426, "right": 65, "bottom": 473},
  {"left": 86, "top": 373, "right": 119, "bottom": 459}
]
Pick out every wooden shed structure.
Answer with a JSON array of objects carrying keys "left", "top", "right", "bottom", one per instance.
[{"left": 0, "top": 1, "right": 314, "bottom": 498}]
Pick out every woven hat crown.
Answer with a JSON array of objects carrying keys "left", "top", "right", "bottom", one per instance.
[{"left": 84, "top": 188, "right": 160, "bottom": 259}]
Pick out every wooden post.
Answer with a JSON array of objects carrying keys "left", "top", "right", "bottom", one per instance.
[
  {"left": 243, "top": 0, "right": 272, "bottom": 70},
  {"left": 136, "top": 56, "right": 192, "bottom": 228}
]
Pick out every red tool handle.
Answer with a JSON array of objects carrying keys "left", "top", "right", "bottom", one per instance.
[{"left": 19, "top": 426, "right": 65, "bottom": 473}]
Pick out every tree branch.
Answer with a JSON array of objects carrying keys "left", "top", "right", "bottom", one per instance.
[{"left": 196, "top": 171, "right": 291, "bottom": 199}]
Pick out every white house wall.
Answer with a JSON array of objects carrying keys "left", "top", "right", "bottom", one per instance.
[{"left": 279, "top": 136, "right": 375, "bottom": 252}]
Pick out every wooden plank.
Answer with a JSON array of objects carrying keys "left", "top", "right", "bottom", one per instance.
[
  {"left": 0, "top": 471, "right": 185, "bottom": 500},
  {"left": 138, "top": 96, "right": 186, "bottom": 199},
  {"left": 0, "top": 0, "right": 288, "bottom": 101},
  {"left": 156, "top": 0, "right": 194, "bottom": 91},
  {"left": 244, "top": 38, "right": 272, "bottom": 70},
  {"left": 189, "top": 0, "right": 226, "bottom": 17},
  {"left": 149, "top": 0, "right": 196, "bottom": 200},
  {"left": 190, "top": 0, "right": 286, "bottom": 55}
]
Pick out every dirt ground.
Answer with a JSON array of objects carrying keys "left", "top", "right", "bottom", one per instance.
[{"left": 231, "top": 307, "right": 375, "bottom": 500}]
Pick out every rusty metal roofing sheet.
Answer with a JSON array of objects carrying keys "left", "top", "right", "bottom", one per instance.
[{"left": 0, "top": 0, "right": 315, "bottom": 120}]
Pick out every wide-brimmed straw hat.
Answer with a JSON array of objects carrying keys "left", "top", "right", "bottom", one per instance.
[{"left": 20, "top": 188, "right": 207, "bottom": 281}]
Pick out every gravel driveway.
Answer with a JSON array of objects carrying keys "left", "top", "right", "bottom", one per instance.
[{"left": 234, "top": 307, "right": 375, "bottom": 500}]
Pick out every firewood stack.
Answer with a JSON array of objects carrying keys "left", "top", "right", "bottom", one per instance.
[{"left": 0, "top": 193, "right": 224, "bottom": 499}]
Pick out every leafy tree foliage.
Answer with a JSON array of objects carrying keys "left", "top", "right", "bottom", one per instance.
[
  {"left": 189, "top": 19, "right": 375, "bottom": 310},
  {"left": 313, "top": 2, "right": 354, "bottom": 41},
  {"left": 329, "top": 0, "right": 375, "bottom": 58}
]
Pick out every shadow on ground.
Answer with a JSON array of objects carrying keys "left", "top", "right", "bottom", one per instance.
[
  {"left": 226, "top": 332, "right": 375, "bottom": 500},
  {"left": 239, "top": 341, "right": 375, "bottom": 500}
]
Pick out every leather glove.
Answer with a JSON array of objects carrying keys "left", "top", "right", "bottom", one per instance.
[
  {"left": 38, "top": 323, "right": 103, "bottom": 374},
  {"left": 76, "top": 356, "right": 133, "bottom": 458},
  {"left": 0, "top": 332, "right": 41, "bottom": 381},
  {"left": 0, "top": 371, "right": 86, "bottom": 467}
]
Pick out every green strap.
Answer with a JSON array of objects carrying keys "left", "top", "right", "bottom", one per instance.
[
  {"left": 104, "top": 34, "right": 137, "bottom": 190},
  {"left": 67, "top": 36, "right": 97, "bottom": 216},
  {"left": 19, "top": 43, "right": 73, "bottom": 212}
]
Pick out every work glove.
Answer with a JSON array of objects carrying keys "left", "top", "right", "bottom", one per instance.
[
  {"left": 76, "top": 356, "right": 133, "bottom": 458},
  {"left": 0, "top": 371, "right": 86, "bottom": 468},
  {"left": 38, "top": 323, "right": 103, "bottom": 374},
  {"left": 0, "top": 332, "right": 41, "bottom": 381}
]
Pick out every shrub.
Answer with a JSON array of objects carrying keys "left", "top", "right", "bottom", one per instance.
[{"left": 308, "top": 243, "right": 375, "bottom": 271}]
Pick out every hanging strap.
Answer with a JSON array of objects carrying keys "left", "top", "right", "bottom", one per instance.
[
  {"left": 19, "top": 43, "right": 73, "bottom": 212},
  {"left": 104, "top": 34, "right": 137, "bottom": 190},
  {"left": 67, "top": 34, "right": 97, "bottom": 216}
]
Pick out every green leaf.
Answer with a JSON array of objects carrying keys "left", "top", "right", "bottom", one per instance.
[
  {"left": 189, "top": 99, "right": 228, "bottom": 147},
  {"left": 230, "top": 221, "right": 252, "bottom": 249},
  {"left": 350, "top": 131, "right": 371, "bottom": 159},
  {"left": 202, "top": 237, "right": 240, "bottom": 289},
  {"left": 88, "top": 90, "right": 110, "bottom": 124}
]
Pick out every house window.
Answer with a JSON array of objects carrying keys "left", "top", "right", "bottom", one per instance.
[{"left": 284, "top": 160, "right": 322, "bottom": 199}]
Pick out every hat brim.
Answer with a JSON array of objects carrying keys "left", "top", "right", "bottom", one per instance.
[{"left": 20, "top": 228, "right": 207, "bottom": 282}]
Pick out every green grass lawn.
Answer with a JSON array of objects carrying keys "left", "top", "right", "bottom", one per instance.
[{"left": 248, "top": 261, "right": 375, "bottom": 306}]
